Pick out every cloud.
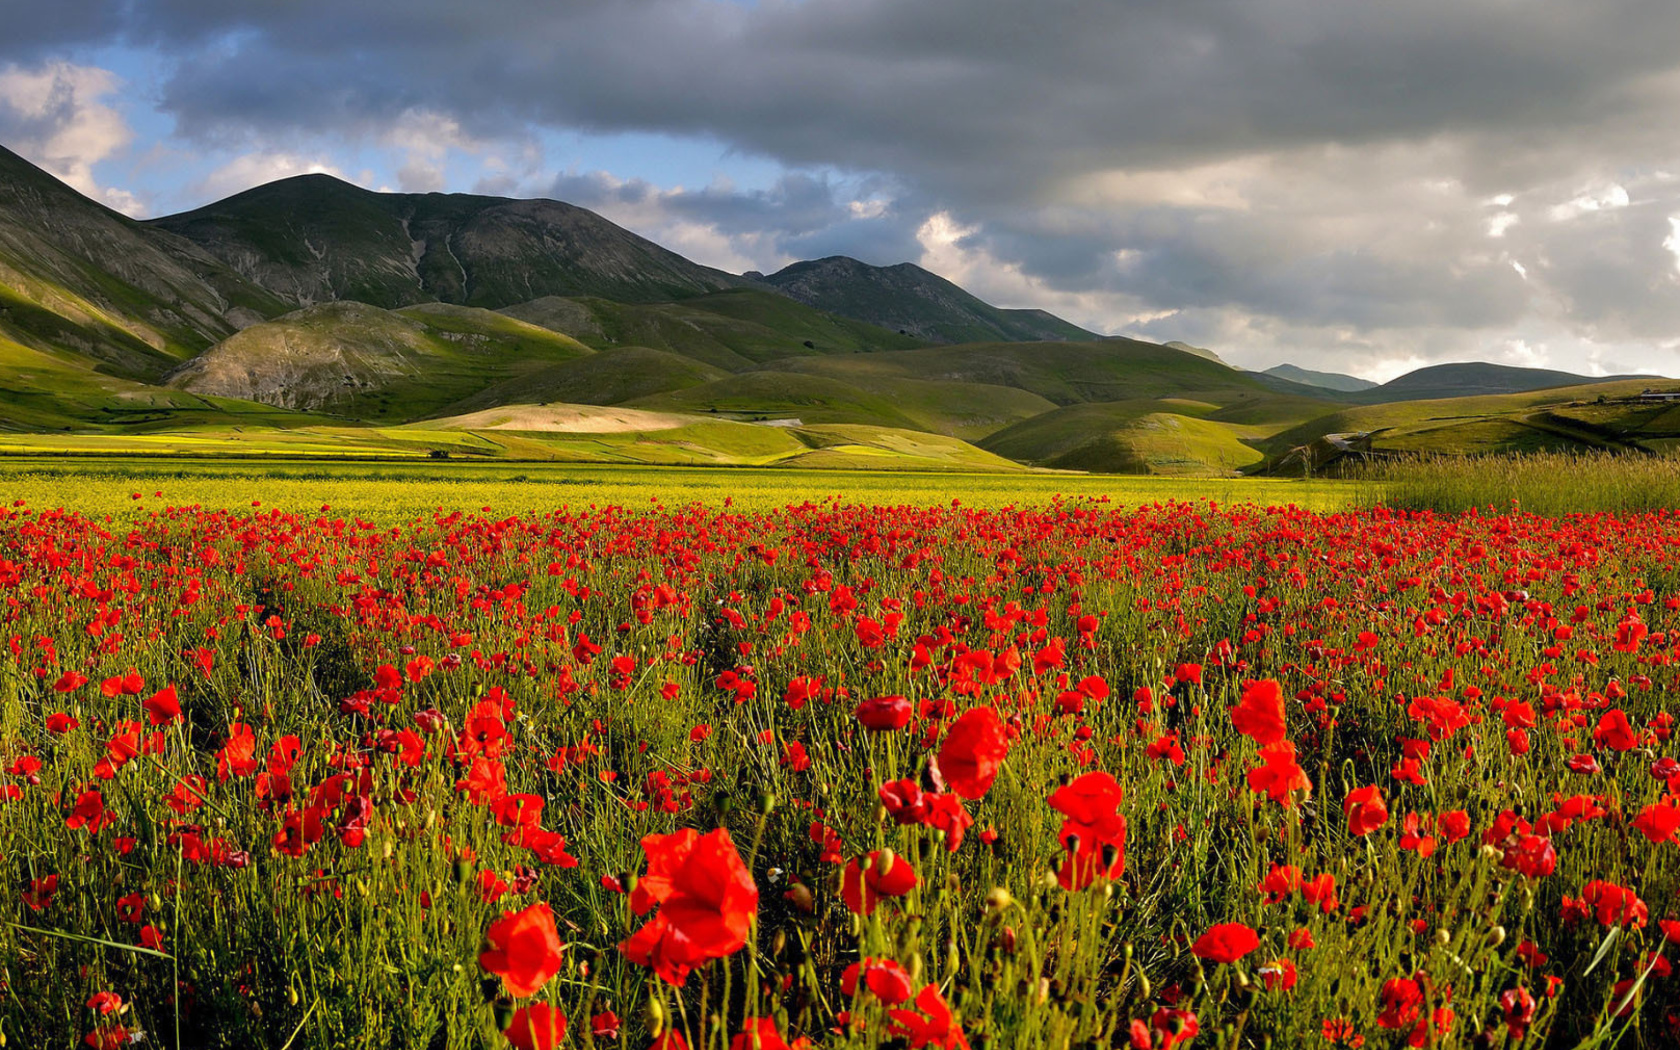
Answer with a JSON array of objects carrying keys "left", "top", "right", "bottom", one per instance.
[
  {"left": 0, "top": 60, "right": 143, "bottom": 215},
  {"left": 193, "top": 151, "right": 351, "bottom": 201},
  {"left": 9, "top": 1, "right": 1680, "bottom": 375},
  {"left": 540, "top": 169, "right": 926, "bottom": 274}
]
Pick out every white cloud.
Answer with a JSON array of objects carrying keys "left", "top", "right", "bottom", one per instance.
[
  {"left": 0, "top": 60, "right": 143, "bottom": 215},
  {"left": 1665, "top": 215, "right": 1680, "bottom": 277},
  {"left": 380, "top": 107, "right": 498, "bottom": 193},
  {"left": 195, "top": 152, "right": 351, "bottom": 200},
  {"left": 1487, "top": 212, "right": 1519, "bottom": 237},
  {"left": 1548, "top": 182, "right": 1630, "bottom": 221},
  {"left": 915, "top": 210, "right": 1142, "bottom": 332}
]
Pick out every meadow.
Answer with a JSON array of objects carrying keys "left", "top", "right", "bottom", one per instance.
[{"left": 1, "top": 456, "right": 1678, "bottom": 1049}]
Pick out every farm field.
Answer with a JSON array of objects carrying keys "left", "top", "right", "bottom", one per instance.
[
  {"left": 1, "top": 463, "right": 1678, "bottom": 1048},
  {"left": 0, "top": 457, "right": 1366, "bottom": 521}
]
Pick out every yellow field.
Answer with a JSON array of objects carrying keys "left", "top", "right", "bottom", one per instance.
[{"left": 0, "top": 455, "right": 1370, "bottom": 521}]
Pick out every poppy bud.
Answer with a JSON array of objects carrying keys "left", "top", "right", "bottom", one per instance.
[
  {"left": 757, "top": 789, "right": 776, "bottom": 814},
  {"left": 874, "top": 848, "right": 897, "bottom": 877},
  {"left": 1487, "top": 925, "right": 1507, "bottom": 947},
  {"left": 493, "top": 999, "right": 516, "bottom": 1031},
  {"left": 984, "top": 887, "right": 1013, "bottom": 912},
  {"left": 644, "top": 997, "right": 664, "bottom": 1035},
  {"left": 771, "top": 929, "right": 787, "bottom": 956},
  {"left": 1435, "top": 929, "right": 1452, "bottom": 947},
  {"left": 1001, "top": 926, "right": 1018, "bottom": 955},
  {"left": 786, "top": 882, "right": 814, "bottom": 914},
  {"left": 1138, "top": 974, "right": 1151, "bottom": 999}
]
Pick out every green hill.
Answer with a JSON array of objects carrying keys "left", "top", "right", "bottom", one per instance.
[
  {"left": 166, "top": 301, "right": 594, "bottom": 421},
  {"left": 980, "top": 400, "right": 1271, "bottom": 475},
  {"left": 1268, "top": 378, "right": 1680, "bottom": 470}
]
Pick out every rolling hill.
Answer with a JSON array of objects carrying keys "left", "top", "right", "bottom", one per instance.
[
  {"left": 165, "top": 301, "right": 594, "bottom": 420},
  {"left": 1267, "top": 378, "right": 1680, "bottom": 472}
]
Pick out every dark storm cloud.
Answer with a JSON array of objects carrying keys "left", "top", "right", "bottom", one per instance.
[
  {"left": 25, "top": 0, "right": 1676, "bottom": 192},
  {"left": 9, "top": 0, "right": 1680, "bottom": 374}
]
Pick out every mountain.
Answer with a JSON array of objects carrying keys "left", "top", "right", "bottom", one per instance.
[
  {"left": 1353, "top": 362, "right": 1649, "bottom": 403},
  {"left": 148, "top": 174, "right": 750, "bottom": 310},
  {"left": 0, "top": 144, "right": 288, "bottom": 381},
  {"left": 757, "top": 256, "right": 1100, "bottom": 344},
  {"left": 1263, "top": 363, "right": 1377, "bottom": 393}
]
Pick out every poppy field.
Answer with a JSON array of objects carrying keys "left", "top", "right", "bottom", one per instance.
[{"left": 4, "top": 490, "right": 1680, "bottom": 1049}]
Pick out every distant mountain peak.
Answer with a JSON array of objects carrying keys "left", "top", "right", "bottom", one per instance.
[
  {"left": 760, "top": 255, "right": 1099, "bottom": 345},
  {"left": 1263, "top": 363, "right": 1378, "bottom": 393},
  {"left": 148, "top": 178, "right": 750, "bottom": 311}
]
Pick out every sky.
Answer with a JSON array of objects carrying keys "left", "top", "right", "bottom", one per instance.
[{"left": 3, "top": 2, "right": 1680, "bottom": 381}]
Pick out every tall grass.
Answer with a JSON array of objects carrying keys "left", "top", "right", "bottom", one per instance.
[{"left": 1364, "top": 450, "right": 1680, "bottom": 515}]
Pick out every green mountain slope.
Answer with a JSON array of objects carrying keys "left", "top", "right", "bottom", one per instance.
[
  {"left": 500, "top": 289, "right": 922, "bottom": 371},
  {"left": 759, "top": 256, "right": 1100, "bottom": 344},
  {"left": 166, "top": 301, "right": 594, "bottom": 420},
  {"left": 148, "top": 174, "right": 751, "bottom": 310},
  {"left": 763, "top": 338, "right": 1326, "bottom": 406},
  {"left": 0, "top": 145, "right": 289, "bottom": 381}
]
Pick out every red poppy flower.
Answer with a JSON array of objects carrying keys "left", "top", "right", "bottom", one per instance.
[
  {"left": 1344, "top": 785, "right": 1388, "bottom": 835},
  {"left": 1593, "top": 710, "right": 1638, "bottom": 752},
  {"left": 620, "top": 828, "right": 758, "bottom": 986},
  {"left": 855, "top": 695, "right": 912, "bottom": 731},
  {"left": 1048, "top": 771, "right": 1127, "bottom": 889},
  {"left": 1247, "top": 741, "right": 1311, "bottom": 806},
  {"left": 841, "top": 850, "right": 919, "bottom": 915},
  {"left": 888, "top": 983, "right": 970, "bottom": 1050},
  {"left": 729, "top": 1017, "right": 808, "bottom": 1050},
  {"left": 1230, "top": 679, "right": 1287, "bottom": 746},
  {"left": 937, "top": 706, "right": 1009, "bottom": 799},
  {"left": 842, "top": 957, "right": 915, "bottom": 1005},
  {"left": 1192, "top": 923, "right": 1260, "bottom": 964},
  {"left": 479, "top": 902, "right": 566, "bottom": 997},
  {"left": 503, "top": 1003, "right": 567, "bottom": 1050}
]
